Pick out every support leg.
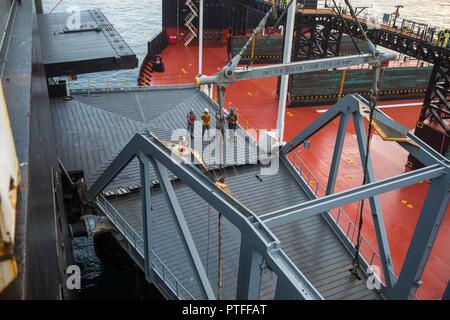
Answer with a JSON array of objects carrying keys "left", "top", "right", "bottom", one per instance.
[
  {"left": 326, "top": 111, "right": 351, "bottom": 195},
  {"left": 152, "top": 159, "right": 216, "bottom": 300},
  {"left": 388, "top": 175, "right": 449, "bottom": 299}
]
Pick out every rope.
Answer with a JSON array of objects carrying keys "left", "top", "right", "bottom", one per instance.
[{"left": 350, "top": 64, "right": 386, "bottom": 279}]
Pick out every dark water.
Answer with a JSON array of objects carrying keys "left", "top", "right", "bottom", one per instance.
[
  {"left": 40, "top": 0, "right": 450, "bottom": 299},
  {"left": 73, "top": 237, "right": 164, "bottom": 300}
]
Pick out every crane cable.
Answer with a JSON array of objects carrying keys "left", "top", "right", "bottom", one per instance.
[
  {"left": 331, "top": 0, "right": 361, "bottom": 54},
  {"left": 248, "top": 0, "right": 296, "bottom": 67}
]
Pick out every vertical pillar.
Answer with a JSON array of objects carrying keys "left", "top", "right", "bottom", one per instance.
[
  {"left": 198, "top": 0, "right": 204, "bottom": 75},
  {"left": 276, "top": 0, "right": 297, "bottom": 142},
  {"left": 389, "top": 174, "right": 449, "bottom": 299},
  {"left": 236, "top": 238, "right": 264, "bottom": 299},
  {"left": 326, "top": 111, "right": 351, "bottom": 195},
  {"left": 139, "top": 153, "right": 153, "bottom": 282}
]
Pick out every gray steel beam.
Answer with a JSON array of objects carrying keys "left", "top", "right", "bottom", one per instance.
[
  {"left": 88, "top": 133, "right": 323, "bottom": 300},
  {"left": 403, "top": 132, "right": 450, "bottom": 167},
  {"left": 266, "top": 248, "right": 322, "bottom": 300},
  {"left": 386, "top": 174, "right": 449, "bottom": 300},
  {"left": 151, "top": 158, "right": 216, "bottom": 300},
  {"left": 282, "top": 95, "right": 358, "bottom": 154},
  {"left": 261, "top": 164, "right": 446, "bottom": 228},
  {"left": 87, "top": 140, "right": 138, "bottom": 200},
  {"left": 236, "top": 237, "right": 264, "bottom": 300},
  {"left": 353, "top": 113, "right": 397, "bottom": 288},
  {"left": 326, "top": 111, "right": 351, "bottom": 195},
  {"left": 139, "top": 153, "right": 153, "bottom": 283},
  {"left": 443, "top": 281, "right": 450, "bottom": 300}
]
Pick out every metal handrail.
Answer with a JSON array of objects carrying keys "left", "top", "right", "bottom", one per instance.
[
  {"left": 97, "top": 195, "right": 195, "bottom": 300},
  {"left": 287, "top": 150, "right": 383, "bottom": 271}
]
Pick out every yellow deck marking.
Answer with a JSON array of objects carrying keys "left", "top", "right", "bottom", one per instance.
[
  {"left": 287, "top": 112, "right": 294, "bottom": 117},
  {"left": 247, "top": 92, "right": 253, "bottom": 96},
  {"left": 181, "top": 68, "right": 188, "bottom": 75},
  {"left": 401, "top": 200, "right": 408, "bottom": 205},
  {"left": 407, "top": 204, "right": 414, "bottom": 209}
]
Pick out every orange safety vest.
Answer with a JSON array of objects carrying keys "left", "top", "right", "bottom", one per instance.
[{"left": 202, "top": 113, "right": 211, "bottom": 126}]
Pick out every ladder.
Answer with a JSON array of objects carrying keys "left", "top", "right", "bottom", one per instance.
[{"left": 184, "top": 0, "right": 198, "bottom": 47}]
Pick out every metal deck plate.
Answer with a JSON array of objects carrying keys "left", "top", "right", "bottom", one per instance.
[
  {"left": 38, "top": 9, "right": 138, "bottom": 77},
  {"left": 50, "top": 87, "right": 381, "bottom": 300}
]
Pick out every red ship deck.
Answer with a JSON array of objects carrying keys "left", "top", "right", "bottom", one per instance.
[{"left": 147, "top": 41, "right": 449, "bottom": 300}]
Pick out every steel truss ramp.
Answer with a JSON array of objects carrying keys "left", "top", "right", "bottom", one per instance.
[
  {"left": 86, "top": 92, "right": 448, "bottom": 300},
  {"left": 88, "top": 132, "right": 323, "bottom": 300}
]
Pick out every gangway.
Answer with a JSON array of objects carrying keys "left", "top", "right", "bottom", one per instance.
[{"left": 49, "top": 84, "right": 449, "bottom": 300}]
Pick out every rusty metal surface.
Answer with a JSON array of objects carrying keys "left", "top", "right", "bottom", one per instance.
[{"left": 0, "top": 82, "right": 19, "bottom": 293}]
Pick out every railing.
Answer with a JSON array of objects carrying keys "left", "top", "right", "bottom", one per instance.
[
  {"left": 321, "top": 0, "right": 448, "bottom": 47},
  {"left": 286, "top": 150, "right": 383, "bottom": 276},
  {"left": 66, "top": 74, "right": 195, "bottom": 93},
  {"left": 147, "top": 29, "right": 168, "bottom": 59},
  {"left": 97, "top": 195, "right": 195, "bottom": 300}
]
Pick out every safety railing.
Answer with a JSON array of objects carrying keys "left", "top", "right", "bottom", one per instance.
[
  {"left": 321, "top": 0, "right": 448, "bottom": 47},
  {"left": 66, "top": 74, "right": 195, "bottom": 94},
  {"left": 97, "top": 195, "right": 195, "bottom": 300},
  {"left": 286, "top": 150, "right": 383, "bottom": 273}
]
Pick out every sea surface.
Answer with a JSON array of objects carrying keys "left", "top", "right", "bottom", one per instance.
[{"left": 40, "top": 0, "right": 450, "bottom": 299}]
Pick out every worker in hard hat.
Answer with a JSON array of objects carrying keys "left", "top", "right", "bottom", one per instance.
[
  {"left": 227, "top": 107, "right": 238, "bottom": 142},
  {"left": 187, "top": 109, "right": 196, "bottom": 139},
  {"left": 201, "top": 108, "right": 211, "bottom": 138}
]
